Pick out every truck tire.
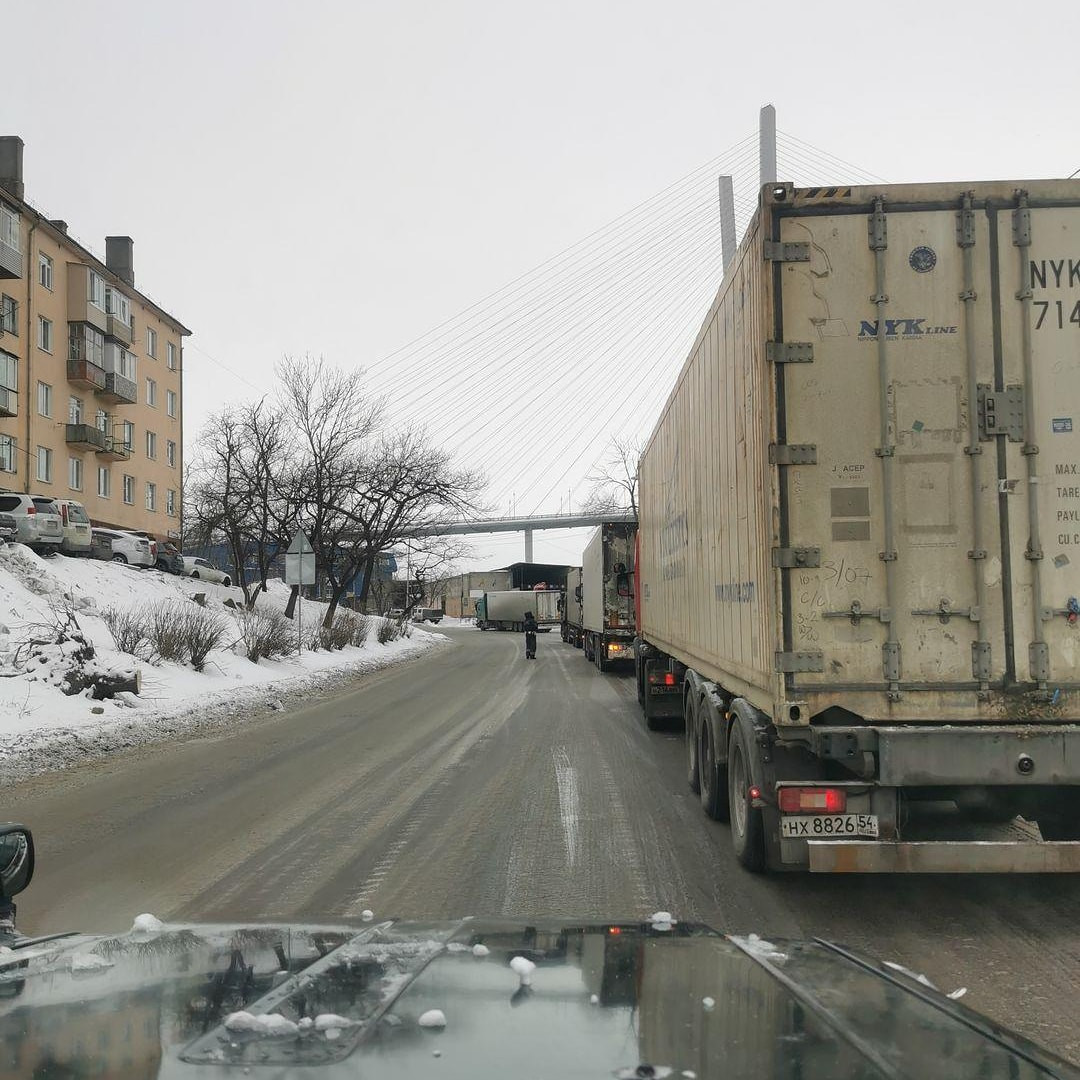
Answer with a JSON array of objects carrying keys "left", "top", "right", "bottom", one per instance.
[
  {"left": 685, "top": 696, "right": 700, "bottom": 794},
  {"left": 728, "top": 722, "right": 766, "bottom": 871},
  {"left": 595, "top": 644, "right": 608, "bottom": 673},
  {"left": 698, "top": 719, "right": 729, "bottom": 821}
]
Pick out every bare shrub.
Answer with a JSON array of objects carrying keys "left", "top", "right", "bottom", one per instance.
[
  {"left": 182, "top": 607, "right": 229, "bottom": 671},
  {"left": 376, "top": 617, "right": 401, "bottom": 644},
  {"left": 234, "top": 606, "right": 296, "bottom": 662},
  {"left": 101, "top": 607, "right": 158, "bottom": 663},
  {"left": 344, "top": 611, "right": 370, "bottom": 647},
  {"left": 320, "top": 611, "right": 369, "bottom": 650},
  {"left": 148, "top": 607, "right": 190, "bottom": 664}
]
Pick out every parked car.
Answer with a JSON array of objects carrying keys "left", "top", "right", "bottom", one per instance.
[
  {"left": 0, "top": 492, "right": 63, "bottom": 554},
  {"left": 412, "top": 607, "right": 444, "bottom": 624},
  {"left": 130, "top": 530, "right": 159, "bottom": 562},
  {"left": 38, "top": 496, "right": 92, "bottom": 556},
  {"left": 90, "top": 527, "right": 154, "bottom": 567},
  {"left": 0, "top": 512, "right": 17, "bottom": 544},
  {"left": 153, "top": 539, "right": 184, "bottom": 574},
  {"left": 179, "top": 555, "right": 231, "bottom": 586}
]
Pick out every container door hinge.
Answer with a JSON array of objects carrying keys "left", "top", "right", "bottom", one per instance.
[
  {"left": 775, "top": 651, "right": 824, "bottom": 674},
  {"left": 977, "top": 384, "right": 1024, "bottom": 442},
  {"left": 971, "top": 641, "right": 992, "bottom": 682},
  {"left": 769, "top": 443, "right": 818, "bottom": 465},
  {"left": 766, "top": 341, "right": 814, "bottom": 364},
  {"left": 763, "top": 240, "right": 810, "bottom": 263},
  {"left": 772, "top": 546, "right": 821, "bottom": 569},
  {"left": 882, "top": 641, "right": 902, "bottom": 682},
  {"left": 1029, "top": 642, "right": 1050, "bottom": 683},
  {"left": 1012, "top": 198, "right": 1031, "bottom": 248}
]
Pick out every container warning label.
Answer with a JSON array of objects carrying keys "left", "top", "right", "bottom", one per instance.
[{"left": 1052, "top": 418, "right": 1074, "bottom": 433}]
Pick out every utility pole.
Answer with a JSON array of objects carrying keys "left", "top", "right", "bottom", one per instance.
[{"left": 718, "top": 174, "right": 737, "bottom": 274}]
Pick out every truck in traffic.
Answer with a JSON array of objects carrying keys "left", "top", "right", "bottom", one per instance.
[
  {"left": 634, "top": 179, "right": 1080, "bottom": 873},
  {"left": 562, "top": 567, "right": 584, "bottom": 647},
  {"left": 582, "top": 522, "right": 637, "bottom": 671},
  {"left": 476, "top": 589, "right": 561, "bottom": 631}
]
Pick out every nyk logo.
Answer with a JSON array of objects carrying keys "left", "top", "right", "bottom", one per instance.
[{"left": 858, "top": 318, "right": 958, "bottom": 339}]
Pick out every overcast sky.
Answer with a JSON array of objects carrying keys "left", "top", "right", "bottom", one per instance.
[{"left": 7, "top": 1, "right": 1078, "bottom": 569}]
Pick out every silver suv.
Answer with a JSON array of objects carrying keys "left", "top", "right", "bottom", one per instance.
[{"left": 0, "top": 493, "right": 63, "bottom": 554}]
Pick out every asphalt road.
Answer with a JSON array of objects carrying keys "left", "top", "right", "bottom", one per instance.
[{"left": 7, "top": 625, "right": 1080, "bottom": 1063}]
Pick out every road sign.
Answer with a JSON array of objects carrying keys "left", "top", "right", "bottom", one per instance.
[{"left": 285, "top": 529, "right": 316, "bottom": 586}]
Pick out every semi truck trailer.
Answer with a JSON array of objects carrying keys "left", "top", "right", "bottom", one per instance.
[
  {"left": 476, "top": 589, "right": 560, "bottom": 631},
  {"left": 634, "top": 178, "right": 1080, "bottom": 873},
  {"left": 582, "top": 522, "right": 637, "bottom": 671},
  {"left": 562, "top": 567, "right": 584, "bottom": 647}
]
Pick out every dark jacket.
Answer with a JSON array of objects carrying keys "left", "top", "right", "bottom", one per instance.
[{"left": 523, "top": 613, "right": 538, "bottom": 633}]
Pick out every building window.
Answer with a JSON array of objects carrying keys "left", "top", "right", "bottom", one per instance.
[
  {"left": 68, "top": 396, "right": 83, "bottom": 424},
  {"left": 0, "top": 434, "right": 15, "bottom": 473},
  {"left": 37, "top": 316, "right": 52, "bottom": 353},
  {"left": 104, "top": 341, "right": 136, "bottom": 380},
  {"left": 0, "top": 294, "right": 16, "bottom": 335},
  {"left": 167, "top": 341, "right": 177, "bottom": 370},
  {"left": 105, "top": 287, "right": 131, "bottom": 326},
  {"left": 145, "top": 481, "right": 156, "bottom": 511},
  {"left": 166, "top": 489, "right": 176, "bottom": 516},
  {"left": 68, "top": 456, "right": 83, "bottom": 491},
  {"left": 166, "top": 439, "right": 176, "bottom": 468},
  {"left": 38, "top": 252, "right": 53, "bottom": 290},
  {"left": 37, "top": 381, "right": 52, "bottom": 418},
  {"left": 0, "top": 204, "right": 19, "bottom": 253},
  {"left": 71, "top": 323, "right": 105, "bottom": 367},
  {"left": 0, "top": 350, "right": 16, "bottom": 393},
  {"left": 146, "top": 430, "right": 157, "bottom": 459},
  {"left": 122, "top": 420, "right": 134, "bottom": 450},
  {"left": 87, "top": 270, "right": 105, "bottom": 310},
  {"left": 166, "top": 389, "right": 177, "bottom": 417},
  {"left": 95, "top": 408, "right": 108, "bottom": 432},
  {"left": 122, "top": 474, "right": 135, "bottom": 505},
  {"left": 36, "top": 446, "right": 52, "bottom": 483},
  {"left": 146, "top": 327, "right": 157, "bottom": 357},
  {"left": 146, "top": 377, "right": 156, "bottom": 407},
  {"left": 97, "top": 466, "right": 110, "bottom": 497}
]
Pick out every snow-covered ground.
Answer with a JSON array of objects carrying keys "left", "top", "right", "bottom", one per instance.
[{"left": 0, "top": 544, "right": 446, "bottom": 778}]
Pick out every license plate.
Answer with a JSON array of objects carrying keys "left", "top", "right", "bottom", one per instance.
[{"left": 780, "top": 814, "right": 879, "bottom": 839}]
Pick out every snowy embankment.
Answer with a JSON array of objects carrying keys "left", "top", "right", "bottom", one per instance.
[{"left": 0, "top": 544, "right": 444, "bottom": 777}]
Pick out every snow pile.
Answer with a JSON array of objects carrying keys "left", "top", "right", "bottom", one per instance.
[
  {"left": 509, "top": 956, "right": 536, "bottom": 985},
  {"left": 0, "top": 546, "right": 445, "bottom": 774},
  {"left": 649, "top": 911, "right": 675, "bottom": 932},
  {"left": 471, "top": 944, "right": 490, "bottom": 958},
  {"left": 224, "top": 1011, "right": 299, "bottom": 1036},
  {"left": 418, "top": 1009, "right": 447, "bottom": 1028},
  {"left": 131, "top": 913, "right": 164, "bottom": 933}
]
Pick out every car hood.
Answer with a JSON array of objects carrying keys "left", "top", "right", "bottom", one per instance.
[{"left": 0, "top": 918, "right": 1072, "bottom": 1079}]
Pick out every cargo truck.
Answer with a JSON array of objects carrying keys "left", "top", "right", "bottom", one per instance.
[
  {"left": 582, "top": 522, "right": 637, "bottom": 671},
  {"left": 476, "top": 589, "right": 560, "bottom": 631},
  {"left": 562, "top": 567, "right": 584, "bottom": 647},
  {"left": 634, "top": 179, "right": 1080, "bottom": 873}
]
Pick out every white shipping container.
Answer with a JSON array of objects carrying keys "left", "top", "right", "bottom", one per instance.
[{"left": 638, "top": 179, "right": 1080, "bottom": 728}]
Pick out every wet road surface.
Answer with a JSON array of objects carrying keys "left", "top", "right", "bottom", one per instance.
[{"left": 8, "top": 626, "right": 1080, "bottom": 1062}]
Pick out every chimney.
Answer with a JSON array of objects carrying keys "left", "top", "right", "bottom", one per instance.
[
  {"left": 106, "top": 235, "right": 134, "bottom": 287},
  {"left": 49, "top": 220, "right": 68, "bottom": 234},
  {"left": 0, "top": 136, "right": 25, "bottom": 201}
]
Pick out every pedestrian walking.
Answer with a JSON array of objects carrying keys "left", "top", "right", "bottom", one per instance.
[{"left": 523, "top": 611, "right": 538, "bottom": 659}]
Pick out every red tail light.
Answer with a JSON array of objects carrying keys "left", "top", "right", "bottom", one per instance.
[
  {"left": 778, "top": 787, "right": 847, "bottom": 814},
  {"left": 647, "top": 671, "right": 678, "bottom": 686},
  {"left": 26, "top": 505, "right": 35, "bottom": 515}
]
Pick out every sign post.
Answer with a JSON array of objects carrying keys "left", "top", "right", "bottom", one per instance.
[{"left": 285, "top": 530, "right": 316, "bottom": 653}]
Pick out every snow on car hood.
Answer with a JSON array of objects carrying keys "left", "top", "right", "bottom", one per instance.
[{"left": 0, "top": 918, "right": 1072, "bottom": 1078}]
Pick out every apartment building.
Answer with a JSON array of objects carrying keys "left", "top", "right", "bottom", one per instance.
[{"left": 0, "top": 136, "right": 190, "bottom": 539}]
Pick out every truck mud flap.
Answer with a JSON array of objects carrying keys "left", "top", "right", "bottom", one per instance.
[{"left": 807, "top": 840, "right": 1080, "bottom": 873}]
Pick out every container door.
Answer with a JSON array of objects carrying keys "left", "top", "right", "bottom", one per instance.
[
  {"left": 998, "top": 200, "right": 1080, "bottom": 690},
  {"left": 776, "top": 199, "right": 1009, "bottom": 705}
]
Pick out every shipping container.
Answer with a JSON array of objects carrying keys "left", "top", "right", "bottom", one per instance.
[
  {"left": 562, "top": 567, "right": 584, "bottom": 647},
  {"left": 635, "top": 179, "right": 1080, "bottom": 872},
  {"left": 476, "top": 589, "right": 561, "bottom": 631},
  {"left": 582, "top": 522, "right": 637, "bottom": 670}
]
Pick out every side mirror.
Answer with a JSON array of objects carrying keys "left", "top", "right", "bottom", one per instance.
[
  {"left": 0, "top": 825, "right": 34, "bottom": 903},
  {"left": 616, "top": 572, "right": 632, "bottom": 599}
]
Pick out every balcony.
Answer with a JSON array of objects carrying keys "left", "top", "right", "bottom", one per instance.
[
  {"left": 66, "top": 267, "right": 108, "bottom": 333},
  {"left": 100, "top": 371, "right": 137, "bottom": 404},
  {"left": 67, "top": 358, "right": 106, "bottom": 391},
  {"left": 0, "top": 385, "right": 16, "bottom": 417},
  {"left": 105, "top": 313, "right": 133, "bottom": 346},
  {"left": 96, "top": 434, "right": 131, "bottom": 462},
  {"left": 65, "top": 423, "right": 108, "bottom": 451}
]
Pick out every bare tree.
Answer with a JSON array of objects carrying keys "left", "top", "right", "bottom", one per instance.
[{"left": 581, "top": 436, "right": 644, "bottom": 518}]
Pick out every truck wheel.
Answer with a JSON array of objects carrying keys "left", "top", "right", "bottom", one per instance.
[
  {"left": 685, "top": 699, "right": 700, "bottom": 794},
  {"left": 698, "top": 721, "right": 729, "bottom": 821},
  {"left": 595, "top": 646, "right": 608, "bottom": 673},
  {"left": 728, "top": 723, "right": 766, "bottom": 871}
]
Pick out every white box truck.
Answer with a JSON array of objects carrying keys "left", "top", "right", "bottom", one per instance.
[
  {"left": 476, "top": 589, "right": 560, "bottom": 631},
  {"left": 634, "top": 179, "right": 1080, "bottom": 873},
  {"left": 562, "top": 567, "right": 584, "bottom": 647},
  {"left": 582, "top": 522, "right": 637, "bottom": 671}
]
